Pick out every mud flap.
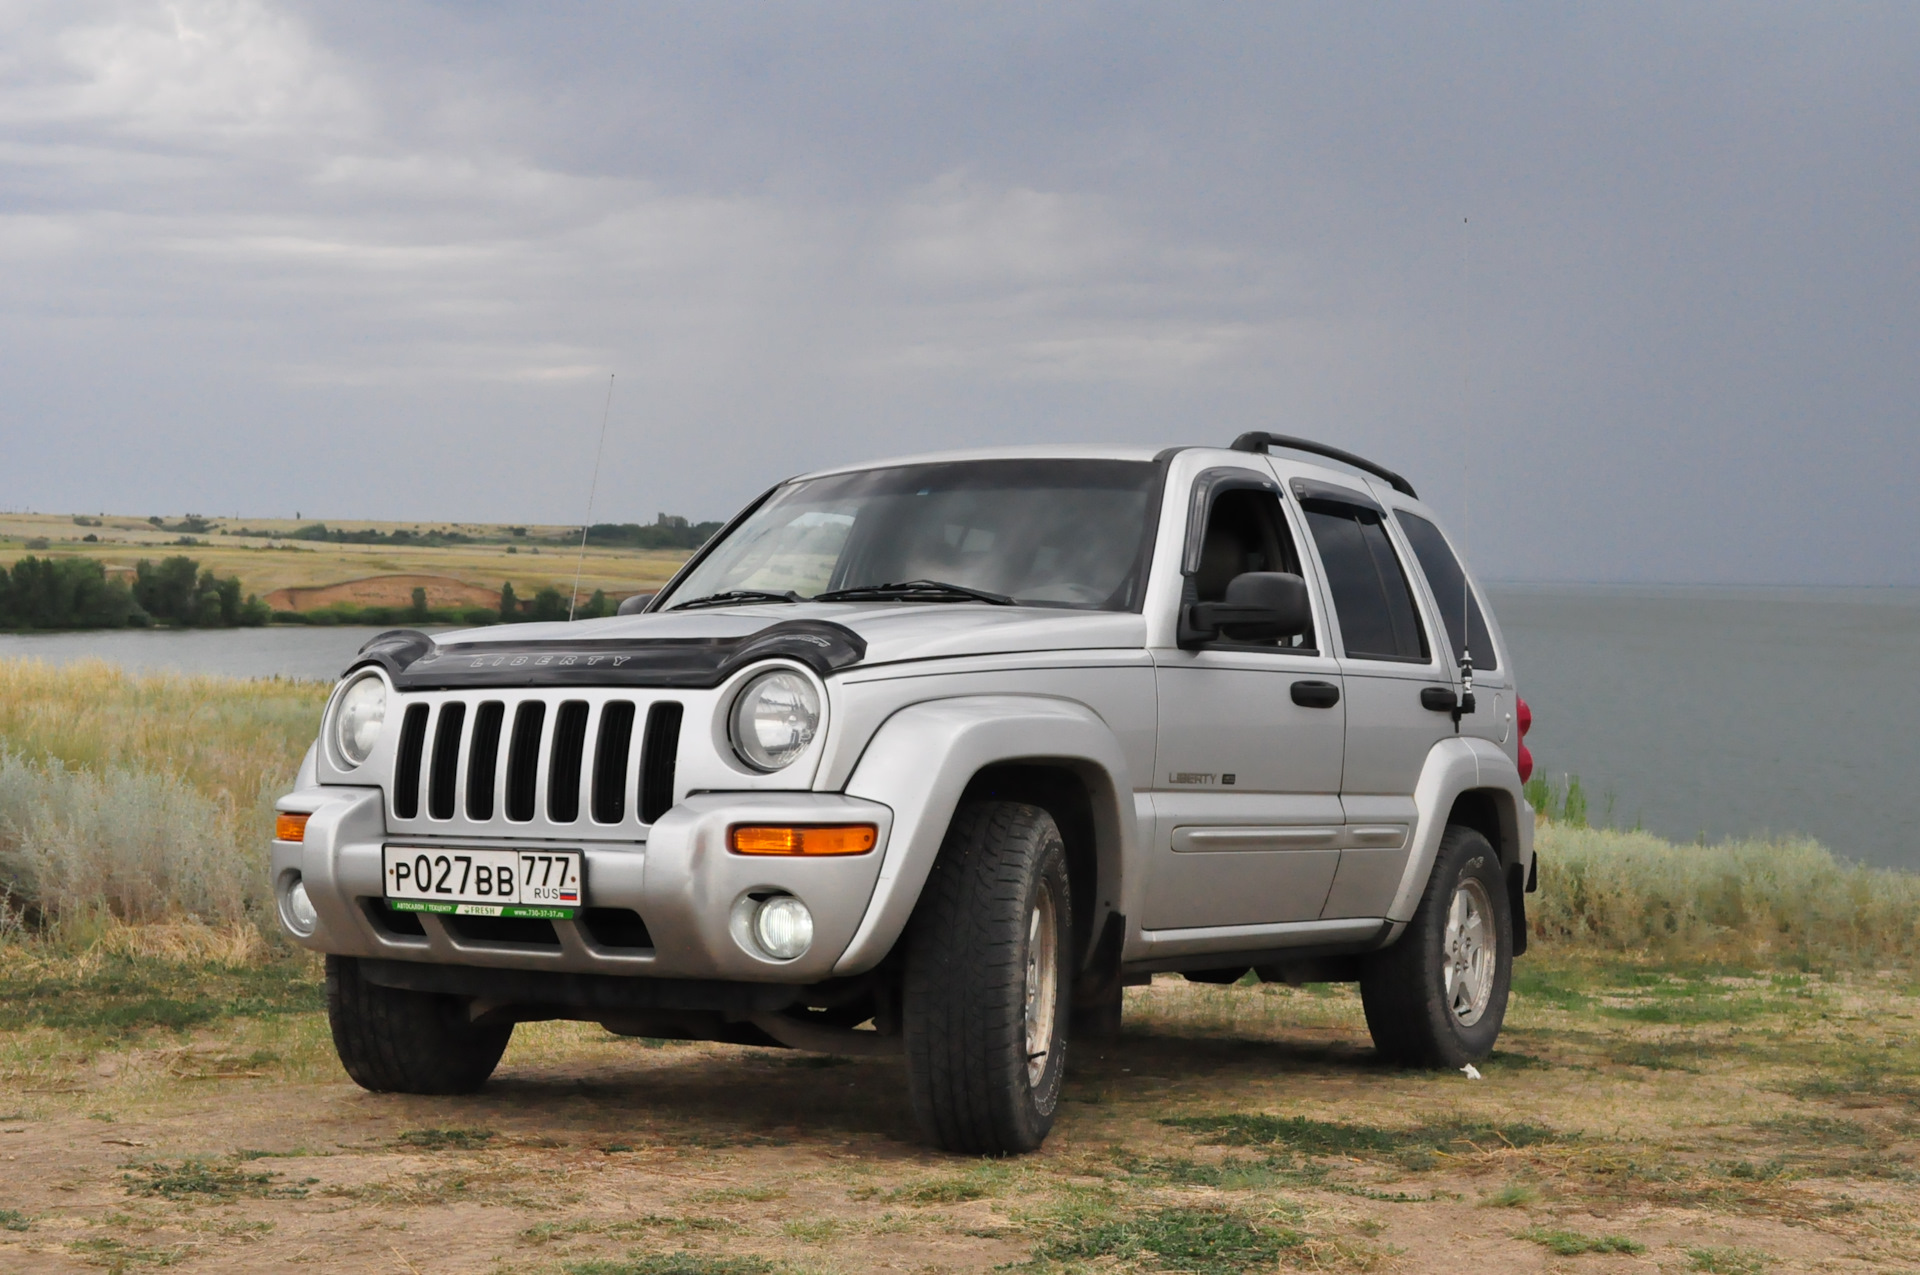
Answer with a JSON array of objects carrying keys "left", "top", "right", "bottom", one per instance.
[
  {"left": 1070, "top": 912, "right": 1127, "bottom": 1041},
  {"left": 1507, "top": 862, "right": 1530, "bottom": 958}
]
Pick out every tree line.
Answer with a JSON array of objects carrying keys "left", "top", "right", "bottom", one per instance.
[{"left": 0, "top": 555, "right": 269, "bottom": 630}]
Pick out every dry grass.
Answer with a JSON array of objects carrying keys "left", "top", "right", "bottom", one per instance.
[
  {"left": 1532, "top": 821, "right": 1920, "bottom": 969},
  {"left": 0, "top": 659, "right": 325, "bottom": 929}
]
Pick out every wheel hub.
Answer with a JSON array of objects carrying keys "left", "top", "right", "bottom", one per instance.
[
  {"left": 1024, "top": 883, "right": 1059, "bottom": 1087},
  {"left": 1443, "top": 878, "right": 1495, "bottom": 1026}
]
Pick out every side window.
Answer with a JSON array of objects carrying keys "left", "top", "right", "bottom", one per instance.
[
  {"left": 1395, "top": 511, "right": 1498, "bottom": 672},
  {"left": 1301, "top": 503, "right": 1429, "bottom": 663}
]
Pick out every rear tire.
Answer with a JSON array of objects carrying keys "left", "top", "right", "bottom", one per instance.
[
  {"left": 1359, "top": 826, "right": 1511, "bottom": 1068},
  {"left": 326, "top": 955, "right": 512, "bottom": 1094},
  {"left": 903, "top": 800, "right": 1074, "bottom": 1155}
]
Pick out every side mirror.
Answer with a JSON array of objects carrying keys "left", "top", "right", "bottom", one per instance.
[
  {"left": 1180, "top": 572, "right": 1311, "bottom": 646},
  {"left": 615, "top": 592, "right": 656, "bottom": 616}
]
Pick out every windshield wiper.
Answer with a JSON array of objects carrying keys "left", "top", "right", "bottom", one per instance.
[
  {"left": 668, "top": 589, "right": 801, "bottom": 611},
  {"left": 813, "top": 579, "right": 1019, "bottom": 606}
]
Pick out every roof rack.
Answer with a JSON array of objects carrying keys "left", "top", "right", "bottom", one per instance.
[{"left": 1228, "top": 432, "right": 1418, "bottom": 499}]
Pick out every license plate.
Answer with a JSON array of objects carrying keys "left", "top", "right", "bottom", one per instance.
[{"left": 382, "top": 846, "right": 583, "bottom": 919}]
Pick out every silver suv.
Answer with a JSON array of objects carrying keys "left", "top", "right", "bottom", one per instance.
[{"left": 275, "top": 435, "right": 1536, "bottom": 1155}]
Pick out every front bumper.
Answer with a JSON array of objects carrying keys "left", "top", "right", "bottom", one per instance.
[{"left": 272, "top": 787, "right": 894, "bottom": 982}]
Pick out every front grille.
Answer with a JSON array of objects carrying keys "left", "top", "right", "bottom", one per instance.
[
  {"left": 428, "top": 702, "right": 465, "bottom": 819},
  {"left": 382, "top": 689, "right": 686, "bottom": 839},
  {"left": 393, "top": 704, "right": 429, "bottom": 819},
  {"left": 504, "top": 700, "right": 545, "bottom": 823},
  {"left": 547, "top": 701, "right": 590, "bottom": 823}
]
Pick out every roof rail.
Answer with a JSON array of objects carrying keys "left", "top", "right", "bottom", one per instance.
[{"left": 1228, "top": 432, "right": 1418, "bottom": 499}]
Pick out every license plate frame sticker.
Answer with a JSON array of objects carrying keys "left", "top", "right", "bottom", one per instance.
[{"left": 383, "top": 846, "right": 584, "bottom": 919}]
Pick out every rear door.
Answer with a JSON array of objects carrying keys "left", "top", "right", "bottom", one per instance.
[
  {"left": 1290, "top": 477, "right": 1455, "bottom": 917},
  {"left": 1145, "top": 463, "right": 1347, "bottom": 931}
]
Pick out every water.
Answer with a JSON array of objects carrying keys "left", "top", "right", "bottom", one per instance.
[
  {"left": 4, "top": 590, "right": 1917, "bottom": 868},
  {"left": 1491, "top": 584, "right": 1920, "bottom": 870},
  {"left": 0, "top": 626, "right": 426, "bottom": 683}
]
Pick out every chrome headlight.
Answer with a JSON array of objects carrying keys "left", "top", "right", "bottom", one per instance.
[
  {"left": 728, "top": 668, "right": 821, "bottom": 771},
  {"left": 330, "top": 671, "right": 388, "bottom": 768}
]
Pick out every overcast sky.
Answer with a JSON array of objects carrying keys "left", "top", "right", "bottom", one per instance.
[{"left": 2, "top": 2, "right": 1915, "bottom": 584}]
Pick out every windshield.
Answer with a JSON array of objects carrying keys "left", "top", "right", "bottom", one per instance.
[{"left": 659, "top": 459, "right": 1161, "bottom": 611}]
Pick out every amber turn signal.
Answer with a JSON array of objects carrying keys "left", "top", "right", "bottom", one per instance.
[
  {"left": 275, "top": 811, "right": 310, "bottom": 843},
  {"left": 729, "top": 824, "right": 877, "bottom": 856}
]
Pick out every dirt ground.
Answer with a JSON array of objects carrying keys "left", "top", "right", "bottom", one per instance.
[{"left": 1, "top": 964, "right": 1916, "bottom": 1274}]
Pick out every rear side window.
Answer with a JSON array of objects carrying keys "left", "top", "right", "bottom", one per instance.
[
  {"left": 1395, "top": 511, "right": 1499, "bottom": 671},
  {"left": 1302, "top": 505, "right": 1429, "bottom": 663}
]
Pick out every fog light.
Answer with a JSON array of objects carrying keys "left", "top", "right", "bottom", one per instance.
[
  {"left": 284, "top": 878, "right": 318, "bottom": 936},
  {"left": 752, "top": 896, "right": 813, "bottom": 960}
]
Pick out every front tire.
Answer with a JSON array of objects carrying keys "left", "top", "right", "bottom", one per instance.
[
  {"left": 902, "top": 801, "right": 1074, "bottom": 1155},
  {"left": 326, "top": 955, "right": 513, "bottom": 1094},
  {"left": 1359, "top": 825, "right": 1512, "bottom": 1068}
]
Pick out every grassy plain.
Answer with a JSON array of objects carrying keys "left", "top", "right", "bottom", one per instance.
[
  {"left": 0, "top": 512, "right": 695, "bottom": 609},
  {"left": 2, "top": 662, "right": 1919, "bottom": 1271}
]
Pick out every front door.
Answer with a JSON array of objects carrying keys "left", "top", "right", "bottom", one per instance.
[{"left": 1145, "top": 468, "right": 1347, "bottom": 931}]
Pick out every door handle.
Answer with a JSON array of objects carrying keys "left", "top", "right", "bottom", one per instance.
[
  {"left": 1420, "top": 686, "right": 1458, "bottom": 712},
  {"left": 1290, "top": 680, "right": 1340, "bottom": 709}
]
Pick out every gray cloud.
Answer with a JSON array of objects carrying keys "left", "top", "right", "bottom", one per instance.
[{"left": 2, "top": 1, "right": 1916, "bottom": 583}]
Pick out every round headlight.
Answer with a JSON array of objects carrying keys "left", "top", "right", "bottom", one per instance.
[
  {"left": 729, "top": 669, "right": 821, "bottom": 771},
  {"left": 331, "top": 672, "right": 387, "bottom": 768}
]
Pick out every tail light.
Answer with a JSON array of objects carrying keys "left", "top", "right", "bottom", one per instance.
[{"left": 1515, "top": 696, "right": 1534, "bottom": 783}]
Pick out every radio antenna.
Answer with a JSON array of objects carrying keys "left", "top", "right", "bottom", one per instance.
[
  {"left": 568, "top": 373, "right": 615, "bottom": 622},
  {"left": 1454, "top": 217, "right": 1476, "bottom": 729}
]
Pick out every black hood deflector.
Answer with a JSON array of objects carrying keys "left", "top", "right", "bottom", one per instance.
[{"left": 347, "top": 621, "right": 867, "bottom": 690}]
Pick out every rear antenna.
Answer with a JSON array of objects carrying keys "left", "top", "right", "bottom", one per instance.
[
  {"left": 568, "top": 373, "right": 616, "bottom": 622},
  {"left": 1453, "top": 216, "right": 1476, "bottom": 730}
]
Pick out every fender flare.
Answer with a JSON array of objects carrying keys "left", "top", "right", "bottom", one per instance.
[
  {"left": 1384, "top": 736, "right": 1535, "bottom": 924},
  {"left": 830, "top": 695, "right": 1136, "bottom": 976}
]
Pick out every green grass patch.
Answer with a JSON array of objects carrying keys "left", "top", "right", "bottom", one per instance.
[
  {"left": 1686, "top": 1246, "right": 1770, "bottom": 1273},
  {"left": 0, "top": 1208, "right": 29, "bottom": 1231},
  {"left": 1037, "top": 1204, "right": 1303, "bottom": 1274},
  {"left": 566, "top": 1256, "right": 779, "bottom": 1275},
  {"left": 66, "top": 1235, "right": 191, "bottom": 1268},
  {"left": 1111, "top": 1151, "right": 1304, "bottom": 1191},
  {"left": 393, "top": 1127, "right": 496, "bottom": 1151},
  {"left": 0, "top": 954, "right": 321, "bottom": 1038},
  {"left": 122, "top": 1158, "right": 312, "bottom": 1201},
  {"left": 1164, "top": 1113, "right": 1560, "bottom": 1170},
  {"left": 1518, "top": 1226, "right": 1645, "bottom": 1255},
  {"left": 886, "top": 1162, "right": 1009, "bottom": 1204}
]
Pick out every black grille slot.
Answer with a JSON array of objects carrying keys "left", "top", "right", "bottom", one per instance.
[
  {"left": 466, "top": 701, "right": 504, "bottom": 820},
  {"left": 363, "top": 898, "right": 426, "bottom": 937},
  {"left": 443, "top": 913, "right": 560, "bottom": 947},
  {"left": 427, "top": 702, "right": 466, "bottom": 819},
  {"left": 547, "top": 701, "right": 590, "bottom": 823},
  {"left": 592, "top": 702, "right": 636, "bottom": 823},
  {"left": 639, "top": 701, "right": 683, "bottom": 824},
  {"left": 580, "top": 907, "right": 652, "bottom": 950},
  {"left": 505, "top": 700, "right": 546, "bottom": 822},
  {"left": 393, "top": 703, "right": 430, "bottom": 819}
]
